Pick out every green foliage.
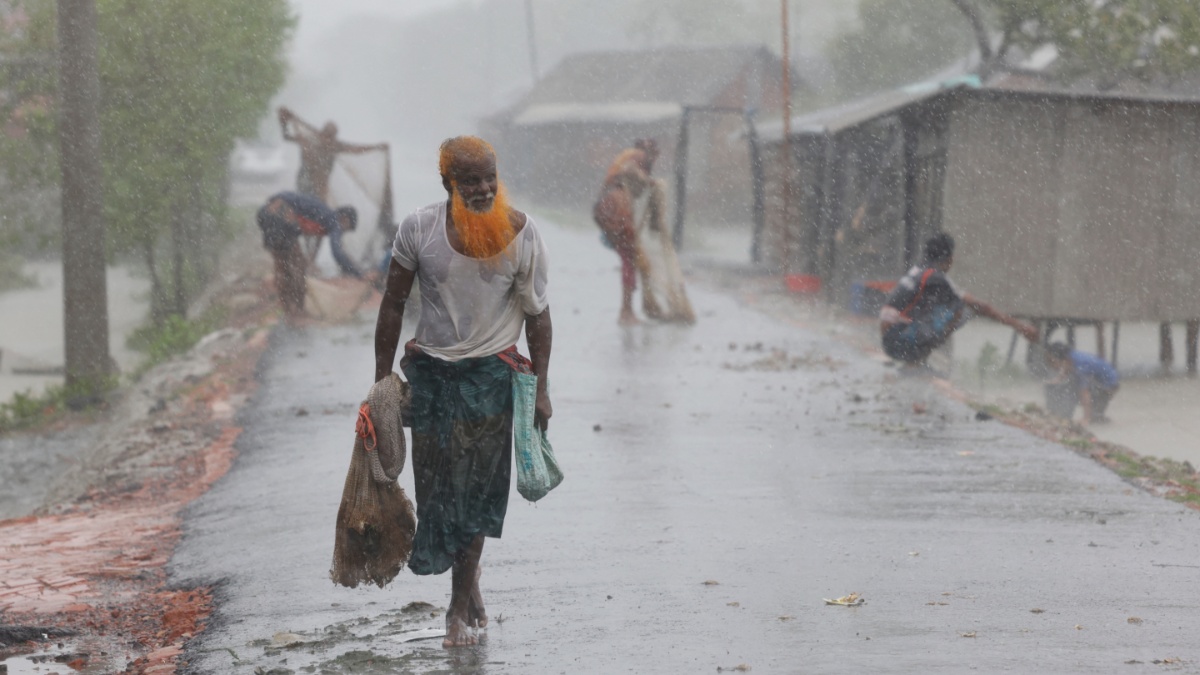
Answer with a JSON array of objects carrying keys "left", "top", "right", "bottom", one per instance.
[
  {"left": 970, "top": 0, "right": 1200, "bottom": 85},
  {"left": 97, "top": 0, "right": 293, "bottom": 319},
  {"left": 0, "top": 375, "right": 117, "bottom": 434},
  {"left": 126, "top": 308, "right": 223, "bottom": 372},
  {"left": 0, "top": 1, "right": 293, "bottom": 317},
  {"left": 827, "top": 0, "right": 1200, "bottom": 98},
  {"left": 826, "top": 0, "right": 976, "bottom": 97}
]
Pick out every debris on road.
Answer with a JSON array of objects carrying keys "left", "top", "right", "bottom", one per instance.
[{"left": 823, "top": 592, "right": 864, "bottom": 606}]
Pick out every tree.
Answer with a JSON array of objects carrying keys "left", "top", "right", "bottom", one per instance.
[
  {"left": 951, "top": 0, "right": 1200, "bottom": 86},
  {"left": 97, "top": 0, "right": 292, "bottom": 320},
  {"left": 58, "top": 0, "right": 111, "bottom": 389},
  {"left": 0, "top": 0, "right": 292, "bottom": 325}
]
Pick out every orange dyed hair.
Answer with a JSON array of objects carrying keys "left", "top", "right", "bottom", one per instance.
[
  {"left": 439, "top": 136, "right": 515, "bottom": 260},
  {"left": 438, "top": 135, "right": 496, "bottom": 179}
]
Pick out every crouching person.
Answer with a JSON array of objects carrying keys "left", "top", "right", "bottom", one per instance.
[
  {"left": 1044, "top": 342, "right": 1119, "bottom": 424},
  {"left": 880, "top": 233, "right": 1038, "bottom": 368}
]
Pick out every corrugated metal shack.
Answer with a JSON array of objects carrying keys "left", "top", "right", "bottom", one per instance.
[
  {"left": 756, "top": 83, "right": 962, "bottom": 304},
  {"left": 944, "top": 88, "right": 1200, "bottom": 323},
  {"left": 484, "top": 46, "right": 790, "bottom": 224},
  {"left": 761, "top": 85, "right": 1200, "bottom": 331}
]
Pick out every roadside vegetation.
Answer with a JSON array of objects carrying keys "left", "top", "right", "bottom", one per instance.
[{"left": 968, "top": 398, "right": 1200, "bottom": 511}]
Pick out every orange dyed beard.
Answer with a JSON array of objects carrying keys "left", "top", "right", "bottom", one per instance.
[{"left": 450, "top": 181, "right": 516, "bottom": 259}]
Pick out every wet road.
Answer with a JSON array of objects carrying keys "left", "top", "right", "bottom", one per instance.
[{"left": 174, "top": 218, "right": 1200, "bottom": 673}]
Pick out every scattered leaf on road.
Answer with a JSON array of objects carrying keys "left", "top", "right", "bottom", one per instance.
[
  {"left": 702, "top": 580, "right": 720, "bottom": 586},
  {"left": 1030, "top": 608, "right": 1045, "bottom": 614},
  {"left": 1128, "top": 616, "right": 1143, "bottom": 625},
  {"left": 823, "top": 592, "right": 863, "bottom": 606},
  {"left": 960, "top": 631, "right": 977, "bottom": 638}
]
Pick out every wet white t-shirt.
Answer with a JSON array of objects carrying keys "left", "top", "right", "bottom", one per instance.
[{"left": 391, "top": 201, "right": 549, "bottom": 361}]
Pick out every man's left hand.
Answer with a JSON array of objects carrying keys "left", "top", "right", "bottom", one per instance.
[{"left": 534, "top": 390, "right": 553, "bottom": 431}]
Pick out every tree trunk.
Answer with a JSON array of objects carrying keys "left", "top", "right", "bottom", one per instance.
[
  {"left": 171, "top": 205, "right": 186, "bottom": 316},
  {"left": 948, "top": 0, "right": 995, "bottom": 77},
  {"left": 57, "top": 0, "right": 112, "bottom": 388}
]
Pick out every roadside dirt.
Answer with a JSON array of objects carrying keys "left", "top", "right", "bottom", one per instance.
[{"left": 0, "top": 249, "right": 280, "bottom": 673}]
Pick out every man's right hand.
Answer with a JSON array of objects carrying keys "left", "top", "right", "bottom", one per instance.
[{"left": 278, "top": 106, "right": 292, "bottom": 121}]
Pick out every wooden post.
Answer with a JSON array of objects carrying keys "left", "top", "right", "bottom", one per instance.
[
  {"left": 1094, "top": 321, "right": 1105, "bottom": 361},
  {"left": 779, "top": 0, "right": 793, "bottom": 274},
  {"left": 524, "top": 0, "right": 540, "bottom": 82},
  {"left": 746, "top": 112, "right": 766, "bottom": 264},
  {"left": 1186, "top": 319, "right": 1199, "bottom": 376},
  {"left": 671, "top": 108, "right": 691, "bottom": 249},
  {"left": 58, "top": 0, "right": 112, "bottom": 389},
  {"left": 1111, "top": 320, "right": 1121, "bottom": 369},
  {"left": 1160, "top": 322, "right": 1175, "bottom": 373}
]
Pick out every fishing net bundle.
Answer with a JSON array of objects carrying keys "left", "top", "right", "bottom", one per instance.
[
  {"left": 331, "top": 373, "right": 416, "bottom": 589},
  {"left": 637, "top": 179, "right": 696, "bottom": 324}
]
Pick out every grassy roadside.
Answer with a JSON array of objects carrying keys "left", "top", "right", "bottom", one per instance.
[
  {"left": 967, "top": 398, "right": 1200, "bottom": 509},
  {"left": 0, "top": 307, "right": 233, "bottom": 434}
]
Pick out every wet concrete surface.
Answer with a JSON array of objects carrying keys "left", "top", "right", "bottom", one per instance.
[{"left": 174, "top": 218, "right": 1200, "bottom": 673}]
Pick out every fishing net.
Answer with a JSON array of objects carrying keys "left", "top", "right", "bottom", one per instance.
[
  {"left": 330, "top": 148, "right": 395, "bottom": 271},
  {"left": 331, "top": 373, "right": 416, "bottom": 589},
  {"left": 286, "top": 116, "right": 395, "bottom": 273},
  {"left": 637, "top": 179, "right": 696, "bottom": 324}
]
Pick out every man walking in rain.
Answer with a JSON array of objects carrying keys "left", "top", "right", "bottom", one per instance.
[
  {"left": 373, "top": 136, "right": 552, "bottom": 648},
  {"left": 879, "top": 233, "right": 1038, "bottom": 369}
]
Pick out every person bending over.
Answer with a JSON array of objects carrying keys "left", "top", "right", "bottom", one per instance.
[
  {"left": 259, "top": 191, "right": 362, "bottom": 278},
  {"left": 1044, "top": 342, "right": 1119, "bottom": 424}
]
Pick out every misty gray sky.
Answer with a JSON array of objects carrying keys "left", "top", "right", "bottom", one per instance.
[{"left": 288, "top": 0, "right": 459, "bottom": 54}]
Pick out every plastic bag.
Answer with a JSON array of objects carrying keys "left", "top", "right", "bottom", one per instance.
[{"left": 512, "top": 370, "right": 563, "bottom": 502}]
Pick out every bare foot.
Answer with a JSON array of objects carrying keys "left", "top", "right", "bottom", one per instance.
[
  {"left": 618, "top": 308, "right": 640, "bottom": 326},
  {"left": 443, "top": 616, "right": 477, "bottom": 649},
  {"left": 468, "top": 566, "right": 487, "bottom": 629}
]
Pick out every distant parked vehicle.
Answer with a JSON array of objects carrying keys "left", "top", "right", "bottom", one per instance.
[{"left": 230, "top": 139, "right": 287, "bottom": 182}]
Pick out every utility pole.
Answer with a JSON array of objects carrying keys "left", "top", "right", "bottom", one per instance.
[
  {"left": 779, "top": 0, "right": 794, "bottom": 274},
  {"left": 524, "top": 0, "right": 540, "bottom": 82},
  {"left": 57, "top": 0, "right": 112, "bottom": 390}
]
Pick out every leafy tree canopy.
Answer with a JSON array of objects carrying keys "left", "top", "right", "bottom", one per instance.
[
  {"left": 0, "top": 0, "right": 292, "bottom": 316},
  {"left": 959, "top": 0, "right": 1200, "bottom": 86}
]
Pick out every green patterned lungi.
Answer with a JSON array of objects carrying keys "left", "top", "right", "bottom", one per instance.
[{"left": 400, "top": 341, "right": 514, "bottom": 576}]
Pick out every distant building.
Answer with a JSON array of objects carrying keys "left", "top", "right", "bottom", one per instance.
[{"left": 483, "top": 45, "right": 796, "bottom": 224}]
